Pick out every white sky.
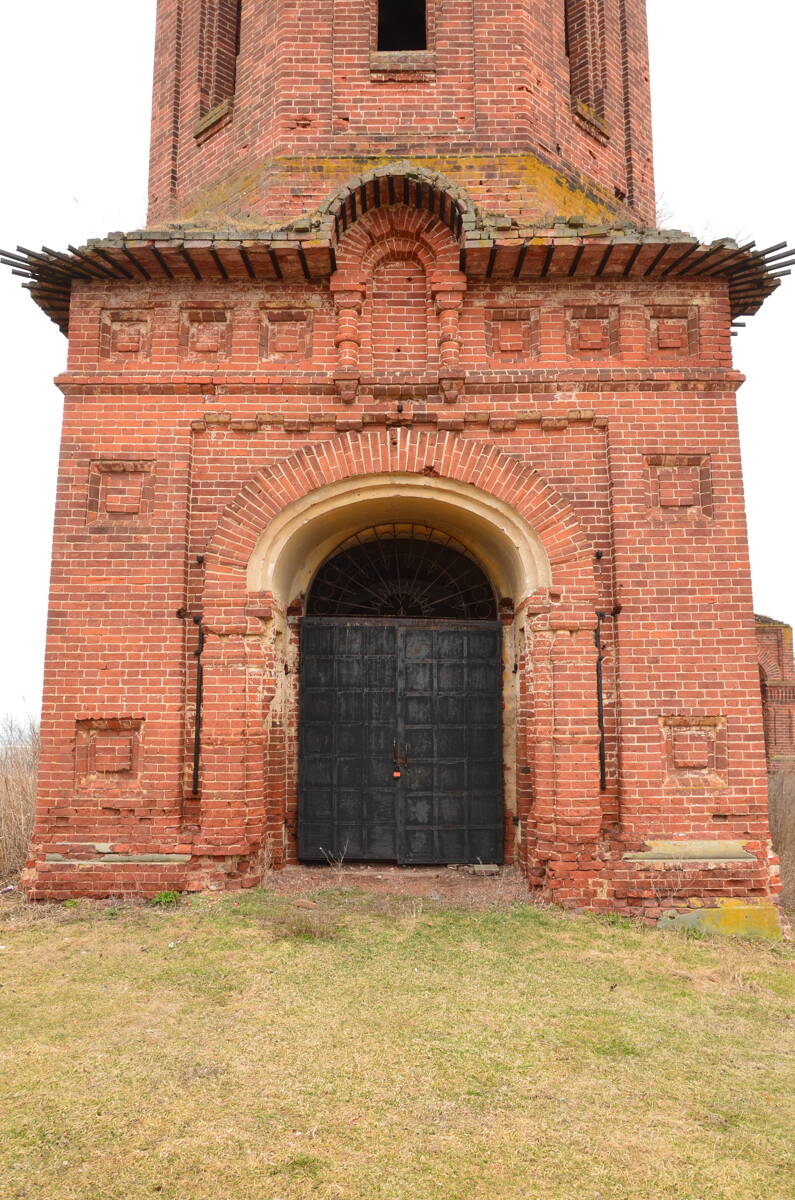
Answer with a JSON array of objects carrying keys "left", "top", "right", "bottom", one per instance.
[{"left": 0, "top": 1, "right": 793, "bottom": 721}]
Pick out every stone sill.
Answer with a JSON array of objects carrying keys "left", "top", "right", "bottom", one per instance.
[
  {"left": 370, "top": 50, "right": 436, "bottom": 79},
  {"left": 571, "top": 96, "right": 610, "bottom": 143},
  {"left": 194, "top": 97, "right": 233, "bottom": 141},
  {"left": 623, "top": 840, "right": 755, "bottom": 862}
]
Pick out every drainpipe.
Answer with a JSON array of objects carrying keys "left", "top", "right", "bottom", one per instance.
[{"left": 191, "top": 616, "right": 205, "bottom": 796}]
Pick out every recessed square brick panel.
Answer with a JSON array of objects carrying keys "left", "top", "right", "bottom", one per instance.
[
  {"left": 260, "top": 307, "right": 313, "bottom": 361},
  {"left": 93, "top": 734, "right": 134, "bottom": 773},
  {"left": 649, "top": 306, "right": 699, "bottom": 357},
  {"left": 661, "top": 717, "right": 727, "bottom": 789},
  {"left": 487, "top": 308, "right": 539, "bottom": 359},
  {"left": 100, "top": 472, "right": 145, "bottom": 515},
  {"left": 657, "top": 465, "right": 700, "bottom": 508},
  {"left": 99, "top": 310, "right": 152, "bottom": 361},
  {"left": 75, "top": 719, "right": 143, "bottom": 790},
  {"left": 180, "top": 306, "right": 231, "bottom": 359},
  {"left": 646, "top": 455, "right": 712, "bottom": 520},
  {"left": 672, "top": 729, "right": 712, "bottom": 770},
  {"left": 494, "top": 320, "right": 524, "bottom": 351},
  {"left": 566, "top": 306, "right": 620, "bottom": 357},
  {"left": 86, "top": 461, "right": 155, "bottom": 525}
]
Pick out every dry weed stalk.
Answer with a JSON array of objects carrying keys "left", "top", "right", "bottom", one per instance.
[
  {"left": 768, "top": 778, "right": 795, "bottom": 910},
  {"left": 0, "top": 715, "right": 39, "bottom": 883}
]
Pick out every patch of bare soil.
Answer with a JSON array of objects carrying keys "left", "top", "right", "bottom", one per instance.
[{"left": 261, "top": 862, "right": 531, "bottom": 909}]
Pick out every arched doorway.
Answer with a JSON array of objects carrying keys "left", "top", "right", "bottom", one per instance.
[{"left": 298, "top": 525, "right": 504, "bottom": 865}]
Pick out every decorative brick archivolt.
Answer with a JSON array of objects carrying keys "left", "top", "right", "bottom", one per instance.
[
  {"left": 321, "top": 164, "right": 475, "bottom": 248},
  {"left": 197, "top": 428, "right": 601, "bottom": 875},
  {"left": 202, "top": 428, "right": 596, "bottom": 630},
  {"left": 244, "top": 475, "right": 551, "bottom": 612}
]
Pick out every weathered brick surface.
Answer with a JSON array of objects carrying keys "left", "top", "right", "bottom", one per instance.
[
  {"left": 757, "top": 617, "right": 795, "bottom": 773},
  {"left": 147, "top": 0, "right": 655, "bottom": 228},
  {"left": 20, "top": 0, "right": 781, "bottom": 919}
]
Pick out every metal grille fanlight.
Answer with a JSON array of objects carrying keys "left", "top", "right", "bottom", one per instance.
[{"left": 307, "top": 524, "right": 497, "bottom": 619}]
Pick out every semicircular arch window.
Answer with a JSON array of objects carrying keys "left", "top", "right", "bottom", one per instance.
[{"left": 306, "top": 524, "right": 497, "bottom": 619}]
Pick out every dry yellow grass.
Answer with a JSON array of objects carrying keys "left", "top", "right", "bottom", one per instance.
[
  {"left": 0, "top": 884, "right": 793, "bottom": 1200},
  {"left": 0, "top": 716, "right": 38, "bottom": 884},
  {"left": 769, "top": 776, "right": 795, "bottom": 910}
]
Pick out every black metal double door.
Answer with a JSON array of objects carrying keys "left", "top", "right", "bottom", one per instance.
[{"left": 298, "top": 619, "right": 504, "bottom": 865}]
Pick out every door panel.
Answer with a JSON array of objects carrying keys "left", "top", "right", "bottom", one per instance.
[{"left": 298, "top": 619, "right": 503, "bottom": 864}]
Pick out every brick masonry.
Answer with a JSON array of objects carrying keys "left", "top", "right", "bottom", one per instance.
[{"left": 13, "top": 0, "right": 785, "bottom": 922}]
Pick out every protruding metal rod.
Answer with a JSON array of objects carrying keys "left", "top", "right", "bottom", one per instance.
[
  {"left": 41, "top": 245, "right": 102, "bottom": 280},
  {"left": 178, "top": 246, "right": 202, "bottom": 280},
  {"left": 623, "top": 243, "right": 642, "bottom": 276},
  {"left": 660, "top": 243, "right": 699, "bottom": 276},
  {"left": 676, "top": 241, "right": 734, "bottom": 277},
  {"left": 268, "top": 248, "right": 283, "bottom": 280},
  {"left": 15, "top": 246, "right": 79, "bottom": 282},
  {"left": 594, "top": 244, "right": 614, "bottom": 277},
  {"left": 0, "top": 250, "right": 37, "bottom": 268},
  {"left": 700, "top": 240, "right": 756, "bottom": 275},
  {"left": 121, "top": 246, "right": 152, "bottom": 280},
  {"left": 150, "top": 247, "right": 175, "bottom": 279},
  {"left": 22, "top": 282, "right": 69, "bottom": 295},
  {"left": 568, "top": 245, "right": 585, "bottom": 276},
  {"left": 724, "top": 254, "right": 795, "bottom": 281},
  {"left": 67, "top": 243, "right": 120, "bottom": 280},
  {"left": 210, "top": 247, "right": 229, "bottom": 280},
  {"left": 91, "top": 246, "right": 134, "bottom": 279},
  {"left": 643, "top": 244, "right": 670, "bottom": 276},
  {"left": 239, "top": 246, "right": 256, "bottom": 279}
]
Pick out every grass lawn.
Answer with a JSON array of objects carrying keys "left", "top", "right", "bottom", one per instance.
[{"left": 0, "top": 883, "right": 793, "bottom": 1200}]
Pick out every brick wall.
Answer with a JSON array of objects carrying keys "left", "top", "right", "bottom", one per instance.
[
  {"left": 17, "top": 1, "right": 781, "bottom": 924},
  {"left": 22, "top": 199, "right": 779, "bottom": 918},
  {"left": 757, "top": 617, "right": 795, "bottom": 768},
  {"left": 146, "top": 0, "right": 654, "bottom": 227}
]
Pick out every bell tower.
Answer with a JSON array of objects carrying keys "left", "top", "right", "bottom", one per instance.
[
  {"left": 147, "top": 0, "right": 655, "bottom": 228},
  {"left": 3, "top": 0, "right": 790, "bottom": 933}
]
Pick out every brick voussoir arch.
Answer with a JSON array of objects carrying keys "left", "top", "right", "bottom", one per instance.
[{"left": 204, "top": 430, "right": 595, "bottom": 619}]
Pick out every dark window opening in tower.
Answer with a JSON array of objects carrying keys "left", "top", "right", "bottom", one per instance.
[
  {"left": 564, "top": 0, "right": 606, "bottom": 120},
  {"left": 377, "top": 0, "right": 427, "bottom": 52},
  {"left": 200, "top": 0, "right": 242, "bottom": 116}
]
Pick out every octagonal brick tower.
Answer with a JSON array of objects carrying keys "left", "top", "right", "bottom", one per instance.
[
  {"left": 6, "top": 0, "right": 791, "bottom": 935},
  {"left": 147, "top": 0, "right": 655, "bottom": 229}
]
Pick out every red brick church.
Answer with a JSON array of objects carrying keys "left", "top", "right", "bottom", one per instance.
[{"left": 4, "top": 0, "right": 793, "bottom": 929}]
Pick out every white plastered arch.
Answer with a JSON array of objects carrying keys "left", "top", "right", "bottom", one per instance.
[{"left": 246, "top": 473, "right": 551, "bottom": 607}]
